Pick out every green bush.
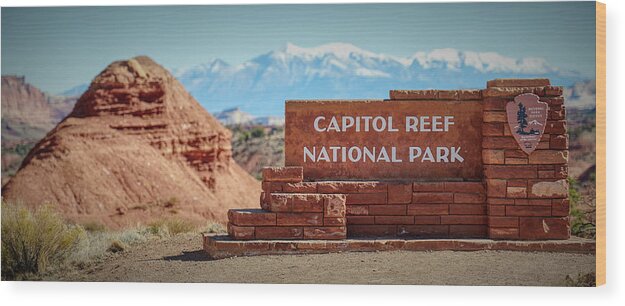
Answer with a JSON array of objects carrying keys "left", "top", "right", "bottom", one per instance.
[
  {"left": 568, "top": 177, "right": 596, "bottom": 238},
  {"left": 238, "top": 131, "right": 251, "bottom": 142},
  {"left": 1, "top": 202, "right": 85, "bottom": 279},
  {"left": 12, "top": 143, "right": 35, "bottom": 156},
  {"left": 250, "top": 126, "right": 265, "bottom": 138}
]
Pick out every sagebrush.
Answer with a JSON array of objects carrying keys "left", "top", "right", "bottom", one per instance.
[
  {"left": 1, "top": 202, "right": 85, "bottom": 279},
  {"left": 1, "top": 201, "right": 221, "bottom": 280}
]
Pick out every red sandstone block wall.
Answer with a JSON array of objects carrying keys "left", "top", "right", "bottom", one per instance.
[
  {"left": 260, "top": 177, "right": 486, "bottom": 239},
  {"left": 225, "top": 78, "right": 570, "bottom": 241},
  {"left": 481, "top": 79, "right": 570, "bottom": 240},
  {"left": 337, "top": 181, "right": 486, "bottom": 238}
]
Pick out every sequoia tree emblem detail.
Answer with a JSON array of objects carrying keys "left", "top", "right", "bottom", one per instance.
[{"left": 506, "top": 93, "right": 549, "bottom": 155}]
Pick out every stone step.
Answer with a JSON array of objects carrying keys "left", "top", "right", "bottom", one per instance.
[
  {"left": 228, "top": 194, "right": 348, "bottom": 241},
  {"left": 228, "top": 204, "right": 348, "bottom": 241},
  {"left": 204, "top": 233, "right": 595, "bottom": 260}
]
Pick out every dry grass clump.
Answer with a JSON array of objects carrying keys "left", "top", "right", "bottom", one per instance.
[
  {"left": 81, "top": 221, "right": 107, "bottom": 233},
  {"left": 203, "top": 221, "right": 226, "bottom": 234},
  {"left": 2, "top": 202, "right": 212, "bottom": 280},
  {"left": 66, "top": 219, "right": 197, "bottom": 263},
  {"left": 1, "top": 202, "right": 85, "bottom": 280},
  {"left": 69, "top": 226, "right": 150, "bottom": 262},
  {"left": 107, "top": 240, "right": 128, "bottom": 253},
  {"left": 147, "top": 218, "right": 196, "bottom": 237}
]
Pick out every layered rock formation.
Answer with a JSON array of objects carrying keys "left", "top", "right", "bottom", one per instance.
[
  {"left": 2, "top": 76, "right": 55, "bottom": 131},
  {"left": 2, "top": 56, "right": 260, "bottom": 228},
  {"left": 1, "top": 76, "right": 77, "bottom": 140},
  {"left": 1, "top": 76, "right": 77, "bottom": 184}
]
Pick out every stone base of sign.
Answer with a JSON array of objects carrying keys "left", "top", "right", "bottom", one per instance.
[
  {"left": 203, "top": 233, "right": 595, "bottom": 260},
  {"left": 255, "top": 171, "right": 493, "bottom": 240}
]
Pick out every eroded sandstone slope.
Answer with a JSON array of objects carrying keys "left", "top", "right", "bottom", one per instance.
[{"left": 2, "top": 56, "right": 260, "bottom": 228}]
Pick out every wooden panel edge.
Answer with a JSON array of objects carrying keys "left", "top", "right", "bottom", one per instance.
[{"left": 595, "top": 0, "right": 606, "bottom": 287}]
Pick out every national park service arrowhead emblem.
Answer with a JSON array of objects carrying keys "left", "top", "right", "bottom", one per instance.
[{"left": 506, "top": 93, "right": 549, "bottom": 155}]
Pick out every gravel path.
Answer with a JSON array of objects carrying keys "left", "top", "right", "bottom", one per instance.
[{"left": 53, "top": 234, "right": 595, "bottom": 286}]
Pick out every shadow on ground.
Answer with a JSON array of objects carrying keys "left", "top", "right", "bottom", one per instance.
[{"left": 163, "top": 250, "right": 211, "bottom": 262}]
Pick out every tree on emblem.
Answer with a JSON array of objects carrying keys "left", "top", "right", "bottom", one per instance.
[{"left": 516, "top": 102, "right": 529, "bottom": 135}]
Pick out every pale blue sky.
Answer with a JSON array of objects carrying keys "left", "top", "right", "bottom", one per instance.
[{"left": 2, "top": 2, "right": 596, "bottom": 94}]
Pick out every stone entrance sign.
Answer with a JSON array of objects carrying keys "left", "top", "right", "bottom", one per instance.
[
  {"left": 215, "top": 78, "right": 571, "bottom": 251},
  {"left": 285, "top": 100, "right": 482, "bottom": 180}
]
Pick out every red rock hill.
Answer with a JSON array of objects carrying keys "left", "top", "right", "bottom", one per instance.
[{"left": 2, "top": 56, "right": 260, "bottom": 228}]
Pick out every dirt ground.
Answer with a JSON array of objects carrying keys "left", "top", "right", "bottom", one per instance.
[{"left": 50, "top": 233, "right": 595, "bottom": 286}]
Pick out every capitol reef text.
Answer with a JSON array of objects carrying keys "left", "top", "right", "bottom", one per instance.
[{"left": 304, "top": 115, "right": 464, "bottom": 164}]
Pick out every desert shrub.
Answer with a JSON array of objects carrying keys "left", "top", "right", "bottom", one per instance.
[
  {"left": 11, "top": 143, "right": 35, "bottom": 157},
  {"left": 69, "top": 227, "right": 149, "bottom": 263},
  {"left": 1, "top": 202, "right": 85, "bottom": 279},
  {"left": 146, "top": 221, "right": 169, "bottom": 237},
  {"left": 250, "top": 126, "right": 265, "bottom": 138},
  {"left": 81, "top": 221, "right": 107, "bottom": 233},
  {"left": 163, "top": 219, "right": 195, "bottom": 235},
  {"left": 565, "top": 272, "right": 596, "bottom": 287},
  {"left": 147, "top": 218, "right": 196, "bottom": 237},
  {"left": 238, "top": 131, "right": 251, "bottom": 142},
  {"left": 107, "top": 240, "right": 128, "bottom": 253},
  {"left": 568, "top": 177, "right": 597, "bottom": 239},
  {"left": 568, "top": 177, "right": 582, "bottom": 204},
  {"left": 117, "top": 228, "right": 150, "bottom": 244}
]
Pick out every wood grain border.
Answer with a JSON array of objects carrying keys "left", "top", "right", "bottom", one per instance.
[{"left": 595, "top": 0, "right": 606, "bottom": 287}]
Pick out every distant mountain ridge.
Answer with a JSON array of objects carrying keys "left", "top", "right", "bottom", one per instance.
[
  {"left": 214, "top": 107, "right": 254, "bottom": 125},
  {"left": 214, "top": 107, "right": 284, "bottom": 126},
  {"left": 63, "top": 43, "right": 595, "bottom": 116},
  {"left": 173, "top": 42, "right": 591, "bottom": 115},
  {"left": 60, "top": 83, "right": 89, "bottom": 97}
]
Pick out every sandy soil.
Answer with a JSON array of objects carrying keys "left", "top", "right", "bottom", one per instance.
[{"left": 51, "top": 233, "right": 595, "bottom": 286}]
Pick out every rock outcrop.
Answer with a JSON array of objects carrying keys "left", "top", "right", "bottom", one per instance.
[
  {"left": 2, "top": 56, "right": 260, "bottom": 228},
  {"left": 2, "top": 76, "right": 55, "bottom": 131},
  {"left": 1, "top": 76, "right": 77, "bottom": 139},
  {"left": 1, "top": 76, "right": 77, "bottom": 185}
]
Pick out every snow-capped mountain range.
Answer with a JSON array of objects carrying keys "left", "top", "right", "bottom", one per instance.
[
  {"left": 65, "top": 42, "right": 595, "bottom": 116},
  {"left": 214, "top": 107, "right": 284, "bottom": 126}
]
